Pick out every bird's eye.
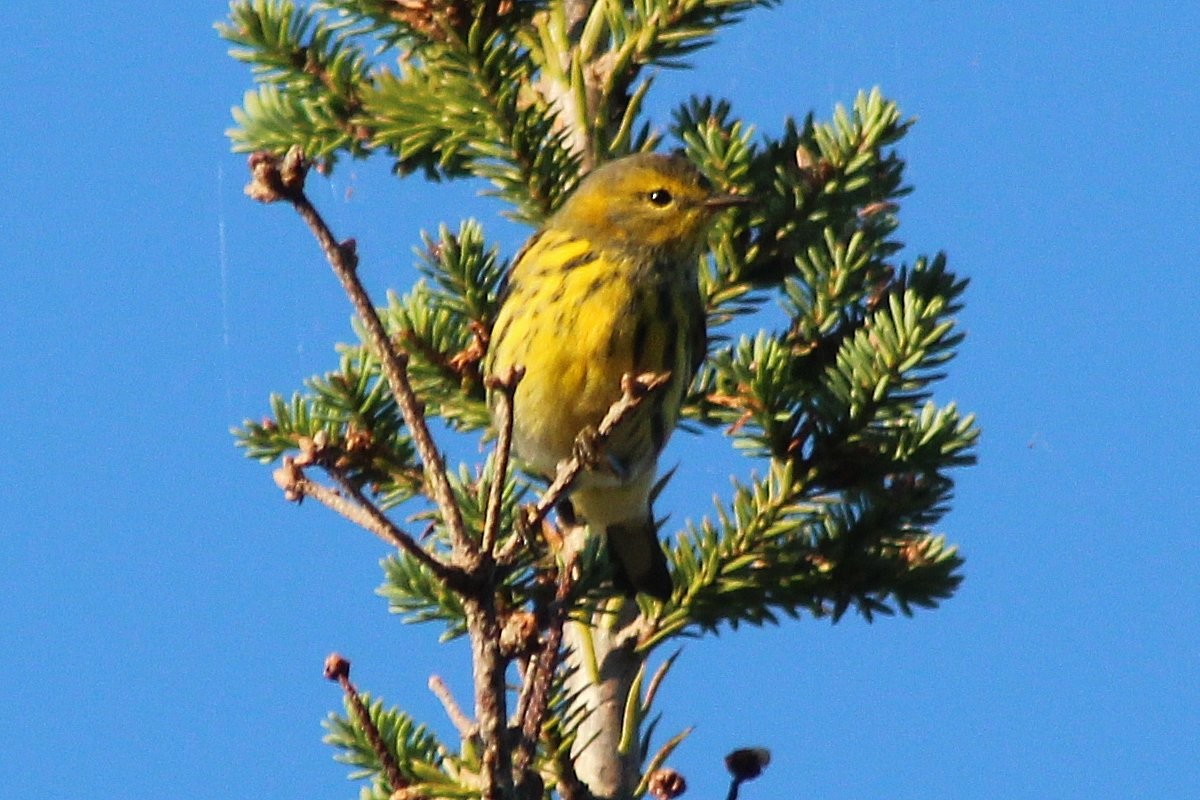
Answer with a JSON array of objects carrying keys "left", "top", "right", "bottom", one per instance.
[{"left": 647, "top": 188, "right": 673, "bottom": 206}]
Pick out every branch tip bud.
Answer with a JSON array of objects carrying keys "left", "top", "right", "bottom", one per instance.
[
  {"left": 648, "top": 768, "right": 688, "bottom": 799},
  {"left": 244, "top": 147, "right": 309, "bottom": 203},
  {"left": 273, "top": 457, "right": 305, "bottom": 502},
  {"left": 725, "top": 747, "right": 770, "bottom": 782},
  {"left": 323, "top": 652, "right": 351, "bottom": 682}
]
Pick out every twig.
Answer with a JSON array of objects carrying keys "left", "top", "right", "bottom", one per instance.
[
  {"left": 508, "top": 554, "right": 578, "bottom": 796},
  {"left": 326, "top": 466, "right": 475, "bottom": 592},
  {"left": 248, "top": 149, "right": 475, "bottom": 568},
  {"left": 482, "top": 367, "right": 523, "bottom": 557},
  {"left": 497, "top": 370, "right": 671, "bottom": 564},
  {"left": 533, "top": 370, "right": 671, "bottom": 527},
  {"left": 428, "top": 675, "right": 477, "bottom": 740},
  {"left": 512, "top": 552, "right": 578, "bottom": 790},
  {"left": 323, "top": 653, "right": 409, "bottom": 795},
  {"left": 272, "top": 457, "right": 463, "bottom": 588}
]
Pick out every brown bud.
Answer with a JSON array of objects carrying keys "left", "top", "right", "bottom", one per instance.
[
  {"left": 278, "top": 145, "right": 308, "bottom": 193},
  {"left": 294, "top": 435, "right": 317, "bottom": 467},
  {"left": 725, "top": 748, "right": 770, "bottom": 782},
  {"left": 273, "top": 457, "right": 304, "bottom": 502},
  {"left": 648, "top": 767, "right": 687, "bottom": 799},
  {"left": 244, "top": 147, "right": 309, "bottom": 203},
  {"left": 323, "top": 652, "right": 350, "bottom": 681},
  {"left": 388, "top": 0, "right": 471, "bottom": 41},
  {"left": 245, "top": 151, "right": 285, "bottom": 203},
  {"left": 295, "top": 429, "right": 332, "bottom": 467},
  {"left": 344, "top": 425, "right": 374, "bottom": 454},
  {"left": 858, "top": 200, "right": 898, "bottom": 220},
  {"left": 899, "top": 538, "right": 929, "bottom": 567}
]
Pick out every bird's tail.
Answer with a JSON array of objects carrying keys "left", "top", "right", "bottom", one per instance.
[
  {"left": 605, "top": 516, "right": 673, "bottom": 600},
  {"left": 570, "top": 480, "right": 673, "bottom": 600}
]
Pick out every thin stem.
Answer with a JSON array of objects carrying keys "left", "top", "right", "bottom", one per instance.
[
  {"left": 323, "top": 653, "right": 408, "bottom": 794},
  {"left": 428, "top": 674, "right": 477, "bottom": 740},
  {"left": 512, "top": 551, "right": 578, "bottom": 777},
  {"left": 272, "top": 457, "right": 461, "bottom": 586},
  {"left": 482, "top": 367, "right": 523, "bottom": 556},
  {"left": 329, "top": 466, "right": 476, "bottom": 591}
]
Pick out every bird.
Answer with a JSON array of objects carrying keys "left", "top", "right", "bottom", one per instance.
[{"left": 487, "top": 152, "right": 749, "bottom": 599}]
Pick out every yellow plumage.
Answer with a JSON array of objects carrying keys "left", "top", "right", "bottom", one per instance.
[{"left": 487, "top": 152, "right": 748, "bottom": 599}]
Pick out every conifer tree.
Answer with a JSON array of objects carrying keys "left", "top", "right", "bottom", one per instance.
[{"left": 219, "top": 2, "right": 979, "bottom": 798}]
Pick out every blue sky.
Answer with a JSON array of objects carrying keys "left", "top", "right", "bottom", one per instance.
[{"left": 3, "top": 2, "right": 1198, "bottom": 798}]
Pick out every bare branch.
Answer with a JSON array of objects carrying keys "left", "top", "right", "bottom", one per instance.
[
  {"left": 512, "top": 550, "right": 578, "bottom": 778},
  {"left": 248, "top": 148, "right": 476, "bottom": 569},
  {"left": 428, "top": 675, "right": 477, "bottom": 740},
  {"left": 326, "top": 466, "right": 475, "bottom": 592},
  {"left": 482, "top": 366, "right": 524, "bottom": 557},
  {"left": 271, "top": 456, "right": 463, "bottom": 588},
  {"left": 323, "top": 653, "right": 409, "bottom": 795},
  {"left": 247, "top": 149, "right": 520, "bottom": 799}
]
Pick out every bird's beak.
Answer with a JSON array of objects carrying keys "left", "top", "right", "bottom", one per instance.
[{"left": 704, "top": 193, "right": 754, "bottom": 210}]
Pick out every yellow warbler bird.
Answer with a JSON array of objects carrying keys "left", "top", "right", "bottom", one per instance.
[{"left": 487, "top": 152, "right": 748, "bottom": 599}]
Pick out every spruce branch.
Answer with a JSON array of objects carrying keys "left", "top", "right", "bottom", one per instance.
[
  {"left": 220, "top": 1, "right": 374, "bottom": 160},
  {"left": 364, "top": 19, "right": 578, "bottom": 219},
  {"left": 323, "top": 683, "right": 452, "bottom": 795}
]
